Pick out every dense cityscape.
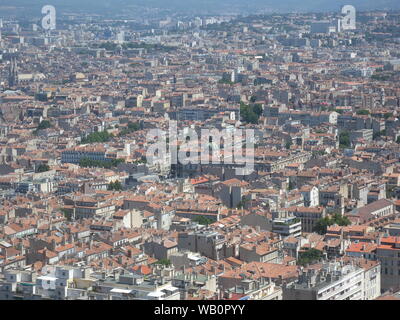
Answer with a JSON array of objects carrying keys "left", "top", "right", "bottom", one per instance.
[{"left": 0, "top": 1, "right": 399, "bottom": 302}]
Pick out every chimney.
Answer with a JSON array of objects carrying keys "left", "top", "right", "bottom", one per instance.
[
  {"left": 83, "top": 183, "right": 92, "bottom": 194},
  {"left": 51, "top": 239, "right": 56, "bottom": 250}
]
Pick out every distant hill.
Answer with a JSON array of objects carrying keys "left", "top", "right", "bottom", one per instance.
[{"left": 2, "top": 0, "right": 400, "bottom": 15}]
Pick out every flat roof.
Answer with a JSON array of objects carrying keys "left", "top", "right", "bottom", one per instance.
[
  {"left": 37, "top": 276, "right": 57, "bottom": 281},
  {"left": 147, "top": 291, "right": 165, "bottom": 297},
  {"left": 110, "top": 288, "right": 132, "bottom": 294}
]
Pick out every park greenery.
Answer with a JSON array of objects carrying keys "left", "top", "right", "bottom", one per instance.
[
  {"left": 313, "top": 213, "right": 351, "bottom": 235},
  {"left": 37, "top": 120, "right": 52, "bottom": 130},
  {"left": 153, "top": 259, "right": 172, "bottom": 266},
  {"left": 384, "top": 112, "right": 393, "bottom": 119},
  {"left": 339, "top": 131, "right": 350, "bottom": 149},
  {"left": 298, "top": 248, "right": 323, "bottom": 266},
  {"left": 36, "top": 164, "right": 50, "bottom": 173},
  {"left": 193, "top": 215, "right": 214, "bottom": 226},
  {"left": 218, "top": 78, "right": 235, "bottom": 85},
  {"left": 61, "top": 208, "right": 72, "bottom": 222},
  {"left": 107, "top": 180, "right": 123, "bottom": 191},
  {"left": 80, "top": 131, "right": 113, "bottom": 144},
  {"left": 240, "top": 102, "right": 263, "bottom": 124},
  {"left": 356, "top": 109, "right": 370, "bottom": 115},
  {"left": 118, "top": 121, "right": 140, "bottom": 137}
]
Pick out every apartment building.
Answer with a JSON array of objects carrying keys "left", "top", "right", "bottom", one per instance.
[
  {"left": 283, "top": 262, "right": 367, "bottom": 300},
  {"left": 177, "top": 230, "right": 226, "bottom": 260},
  {"left": 61, "top": 146, "right": 109, "bottom": 164},
  {"left": 287, "top": 206, "right": 326, "bottom": 233},
  {"left": 376, "top": 236, "right": 400, "bottom": 291},
  {"left": 272, "top": 216, "right": 302, "bottom": 238}
]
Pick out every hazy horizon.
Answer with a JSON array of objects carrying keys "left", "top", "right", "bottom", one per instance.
[{"left": 1, "top": 0, "right": 400, "bottom": 16}]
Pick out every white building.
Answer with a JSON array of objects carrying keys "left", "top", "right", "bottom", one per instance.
[
  {"left": 361, "top": 261, "right": 381, "bottom": 300},
  {"left": 300, "top": 185, "right": 319, "bottom": 207},
  {"left": 283, "top": 261, "right": 380, "bottom": 300}
]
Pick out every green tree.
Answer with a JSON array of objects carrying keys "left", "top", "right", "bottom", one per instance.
[
  {"left": 193, "top": 215, "right": 214, "bottom": 226},
  {"left": 237, "top": 196, "right": 249, "bottom": 209},
  {"left": 331, "top": 213, "right": 351, "bottom": 226},
  {"left": 81, "top": 131, "right": 113, "bottom": 144},
  {"left": 356, "top": 109, "right": 370, "bottom": 115},
  {"left": 118, "top": 121, "right": 140, "bottom": 137},
  {"left": 298, "top": 248, "right": 323, "bottom": 266},
  {"left": 98, "top": 42, "right": 118, "bottom": 51},
  {"left": 61, "top": 208, "right": 72, "bottom": 221},
  {"left": 313, "top": 213, "right": 351, "bottom": 235},
  {"left": 384, "top": 112, "right": 393, "bottom": 119},
  {"left": 154, "top": 259, "right": 172, "bottom": 266},
  {"left": 253, "top": 104, "right": 263, "bottom": 117},
  {"left": 339, "top": 131, "right": 350, "bottom": 149},
  {"left": 387, "top": 186, "right": 396, "bottom": 198},
  {"left": 128, "top": 122, "right": 140, "bottom": 131},
  {"left": 240, "top": 102, "right": 260, "bottom": 124},
  {"left": 37, "top": 120, "right": 52, "bottom": 130},
  {"left": 218, "top": 78, "right": 234, "bottom": 85},
  {"left": 108, "top": 180, "right": 123, "bottom": 191},
  {"left": 36, "top": 164, "right": 50, "bottom": 173},
  {"left": 313, "top": 217, "right": 331, "bottom": 234}
]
